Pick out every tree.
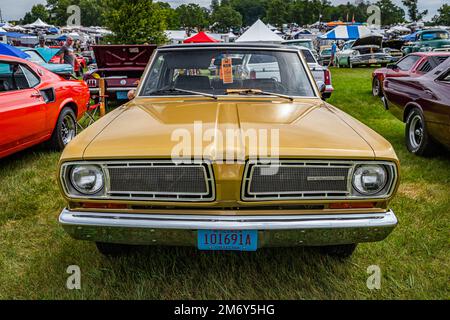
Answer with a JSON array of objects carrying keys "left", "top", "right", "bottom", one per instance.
[
  {"left": 176, "top": 3, "right": 210, "bottom": 33},
  {"left": 402, "top": 0, "right": 428, "bottom": 22},
  {"left": 21, "top": 4, "right": 50, "bottom": 24},
  {"left": 432, "top": 4, "right": 450, "bottom": 26},
  {"left": 265, "top": 0, "right": 287, "bottom": 27},
  {"left": 375, "top": 0, "right": 405, "bottom": 26},
  {"left": 154, "top": 2, "right": 180, "bottom": 29},
  {"left": 229, "top": 0, "right": 266, "bottom": 26},
  {"left": 102, "top": 0, "right": 167, "bottom": 44},
  {"left": 211, "top": 4, "right": 242, "bottom": 33}
]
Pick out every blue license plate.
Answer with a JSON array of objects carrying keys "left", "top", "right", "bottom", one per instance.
[
  {"left": 198, "top": 230, "right": 258, "bottom": 251},
  {"left": 116, "top": 91, "right": 129, "bottom": 100}
]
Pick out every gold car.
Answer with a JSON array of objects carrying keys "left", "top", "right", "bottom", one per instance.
[{"left": 58, "top": 43, "right": 399, "bottom": 258}]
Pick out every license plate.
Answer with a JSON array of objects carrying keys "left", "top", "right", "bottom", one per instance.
[
  {"left": 198, "top": 230, "right": 258, "bottom": 251},
  {"left": 116, "top": 91, "right": 129, "bottom": 100},
  {"left": 369, "top": 59, "right": 377, "bottom": 64}
]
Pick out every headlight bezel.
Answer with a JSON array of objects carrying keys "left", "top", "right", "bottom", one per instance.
[
  {"left": 60, "top": 162, "right": 107, "bottom": 198},
  {"left": 69, "top": 164, "right": 105, "bottom": 195},
  {"left": 351, "top": 164, "right": 389, "bottom": 196}
]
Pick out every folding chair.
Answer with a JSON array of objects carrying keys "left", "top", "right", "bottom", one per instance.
[{"left": 77, "top": 93, "right": 108, "bottom": 130}]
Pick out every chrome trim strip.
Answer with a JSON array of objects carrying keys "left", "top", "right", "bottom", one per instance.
[
  {"left": 241, "top": 159, "right": 398, "bottom": 201},
  {"left": 60, "top": 160, "right": 215, "bottom": 202}
]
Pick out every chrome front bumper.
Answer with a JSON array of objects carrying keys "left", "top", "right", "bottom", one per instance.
[{"left": 59, "top": 209, "right": 398, "bottom": 247}]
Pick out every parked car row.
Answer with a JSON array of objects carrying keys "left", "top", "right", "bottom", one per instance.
[{"left": 371, "top": 52, "right": 450, "bottom": 156}]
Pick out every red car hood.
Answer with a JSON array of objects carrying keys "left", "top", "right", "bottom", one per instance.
[{"left": 92, "top": 45, "right": 157, "bottom": 69}]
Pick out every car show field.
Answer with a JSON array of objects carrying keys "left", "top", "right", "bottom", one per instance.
[{"left": 0, "top": 67, "right": 448, "bottom": 300}]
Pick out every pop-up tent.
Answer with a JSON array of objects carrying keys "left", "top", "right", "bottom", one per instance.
[
  {"left": 25, "top": 18, "right": 51, "bottom": 28},
  {"left": 236, "top": 19, "right": 283, "bottom": 43},
  {"left": 320, "top": 25, "right": 373, "bottom": 40},
  {"left": 0, "top": 43, "right": 30, "bottom": 59},
  {"left": 184, "top": 31, "right": 220, "bottom": 43}
]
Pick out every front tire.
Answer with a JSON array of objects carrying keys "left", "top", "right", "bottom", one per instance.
[
  {"left": 49, "top": 107, "right": 77, "bottom": 150},
  {"left": 372, "top": 77, "right": 382, "bottom": 96},
  {"left": 405, "top": 107, "right": 437, "bottom": 156},
  {"left": 317, "top": 244, "right": 357, "bottom": 259}
]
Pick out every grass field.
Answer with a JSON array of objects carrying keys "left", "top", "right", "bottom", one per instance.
[{"left": 0, "top": 68, "right": 449, "bottom": 299}]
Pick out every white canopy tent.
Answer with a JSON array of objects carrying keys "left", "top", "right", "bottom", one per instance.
[
  {"left": 25, "top": 18, "right": 51, "bottom": 28},
  {"left": 236, "top": 19, "right": 283, "bottom": 43}
]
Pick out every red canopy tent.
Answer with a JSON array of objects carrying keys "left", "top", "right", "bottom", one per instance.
[{"left": 183, "top": 32, "right": 221, "bottom": 43}]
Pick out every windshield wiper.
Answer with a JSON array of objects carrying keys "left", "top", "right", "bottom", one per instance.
[
  {"left": 225, "top": 89, "right": 294, "bottom": 101},
  {"left": 150, "top": 87, "right": 217, "bottom": 100}
]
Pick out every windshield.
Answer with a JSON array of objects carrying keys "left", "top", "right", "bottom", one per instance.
[
  {"left": 321, "top": 49, "right": 332, "bottom": 55},
  {"left": 140, "top": 49, "right": 316, "bottom": 98},
  {"left": 421, "top": 31, "right": 449, "bottom": 41},
  {"left": 300, "top": 49, "right": 316, "bottom": 63},
  {"left": 24, "top": 50, "right": 45, "bottom": 64}
]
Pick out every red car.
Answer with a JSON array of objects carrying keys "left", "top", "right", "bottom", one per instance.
[
  {"left": 383, "top": 56, "right": 450, "bottom": 156},
  {"left": 0, "top": 54, "right": 90, "bottom": 158},
  {"left": 372, "top": 52, "right": 450, "bottom": 96},
  {"left": 83, "top": 45, "right": 157, "bottom": 102}
]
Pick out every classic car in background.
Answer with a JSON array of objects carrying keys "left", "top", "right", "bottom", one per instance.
[
  {"left": 382, "top": 47, "right": 403, "bottom": 61},
  {"left": 372, "top": 52, "right": 450, "bottom": 96},
  {"left": 0, "top": 54, "right": 90, "bottom": 158},
  {"left": 319, "top": 46, "right": 332, "bottom": 65},
  {"left": 58, "top": 43, "right": 399, "bottom": 258},
  {"left": 83, "top": 44, "right": 157, "bottom": 102},
  {"left": 18, "top": 47, "right": 73, "bottom": 78},
  {"left": 336, "top": 35, "right": 397, "bottom": 68},
  {"left": 282, "top": 39, "right": 318, "bottom": 59},
  {"left": 402, "top": 29, "right": 450, "bottom": 55},
  {"left": 383, "top": 56, "right": 450, "bottom": 156},
  {"left": 81, "top": 50, "right": 95, "bottom": 65},
  {"left": 298, "top": 47, "right": 333, "bottom": 99}
]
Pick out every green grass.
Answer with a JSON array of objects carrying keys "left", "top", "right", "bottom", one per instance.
[{"left": 0, "top": 68, "right": 449, "bottom": 299}]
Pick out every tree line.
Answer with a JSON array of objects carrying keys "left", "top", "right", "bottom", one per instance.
[{"left": 19, "top": 0, "right": 450, "bottom": 45}]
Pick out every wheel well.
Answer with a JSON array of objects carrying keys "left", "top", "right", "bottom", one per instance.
[
  {"left": 62, "top": 102, "right": 78, "bottom": 118},
  {"left": 403, "top": 103, "right": 420, "bottom": 123}
]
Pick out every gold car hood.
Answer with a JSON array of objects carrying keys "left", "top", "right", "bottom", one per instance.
[{"left": 78, "top": 97, "right": 392, "bottom": 160}]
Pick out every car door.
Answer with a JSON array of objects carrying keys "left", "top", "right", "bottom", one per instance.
[{"left": 0, "top": 61, "right": 46, "bottom": 156}]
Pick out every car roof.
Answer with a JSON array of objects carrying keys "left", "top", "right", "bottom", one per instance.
[
  {"left": 159, "top": 43, "right": 297, "bottom": 51},
  {"left": 412, "top": 52, "right": 450, "bottom": 57}
]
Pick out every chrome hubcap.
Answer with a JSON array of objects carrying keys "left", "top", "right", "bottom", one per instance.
[
  {"left": 409, "top": 115, "right": 423, "bottom": 150},
  {"left": 61, "top": 115, "right": 76, "bottom": 145}
]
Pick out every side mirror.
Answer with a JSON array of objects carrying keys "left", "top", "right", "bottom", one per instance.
[{"left": 127, "top": 89, "right": 136, "bottom": 100}]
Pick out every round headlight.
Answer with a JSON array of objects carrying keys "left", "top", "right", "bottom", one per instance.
[
  {"left": 352, "top": 165, "right": 387, "bottom": 195},
  {"left": 70, "top": 165, "right": 104, "bottom": 195}
]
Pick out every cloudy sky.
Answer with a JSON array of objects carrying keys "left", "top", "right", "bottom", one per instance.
[{"left": 0, "top": 0, "right": 443, "bottom": 22}]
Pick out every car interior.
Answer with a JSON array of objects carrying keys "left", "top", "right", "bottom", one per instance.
[{"left": 0, "top": 62, "right": 37, "bottom": 92}]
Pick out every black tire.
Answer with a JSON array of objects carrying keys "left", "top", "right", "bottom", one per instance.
[
  {"left": 405, "top": 107, "right": 437, "bottom": 156},
  {"left": 95, "top": 242, "right": 137, "bottom": 256},
  {"left": 372, "top": 77, "right": 382, "bottom": 97},
  {"left": 317, "top": 244, "right": 357, "bottom": 259},
  {"left": 49, "top": 107, "right": 77, "bottom": 151}
]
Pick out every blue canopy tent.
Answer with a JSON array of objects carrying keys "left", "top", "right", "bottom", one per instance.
[
  {"left": 0, "top": 32, "right": 28, "bottom": 39},
  {"left": 0, "top": 43, "right": 30, "bottom": 59},
  {"left": 56, "top": 35, "right": 67, "bottom": 42},
  {"left": 48, "top": 27, "right": 59, "bottom": 34},
  {"left": 319, "top": 25, "right": 373, "bottom": 40}
]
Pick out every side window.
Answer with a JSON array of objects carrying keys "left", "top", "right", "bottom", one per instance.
[
  {"left": 396, "top": 55, "right": 421, "bottom": 71},
  {"left": 0, "top": 62, "right": 13, "bottom": 92},
  {"left": 20, "top": 65, "right": 40, "bottom": 88}
]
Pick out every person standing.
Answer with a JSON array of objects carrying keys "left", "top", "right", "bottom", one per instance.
[
  {"left": 329, "top": 41, "right": 337, "bottom": 67},
  {"left": 57, "top": 36, "right": 76, "bottom": 68}
]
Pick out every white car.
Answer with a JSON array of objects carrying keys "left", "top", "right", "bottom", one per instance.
[{"left": 241, "top": 47, "right": 333, "bottom": 99}]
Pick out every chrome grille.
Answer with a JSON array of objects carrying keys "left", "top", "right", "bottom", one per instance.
[
  {"left": 249, "top": 166, "right": 349, "bottom": 194},
  {"left": 105, "top": 161, "right": 214, "bottom": 201},
  {"left": 242, "top": 160, "right": 355, "bottom": 201}
]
